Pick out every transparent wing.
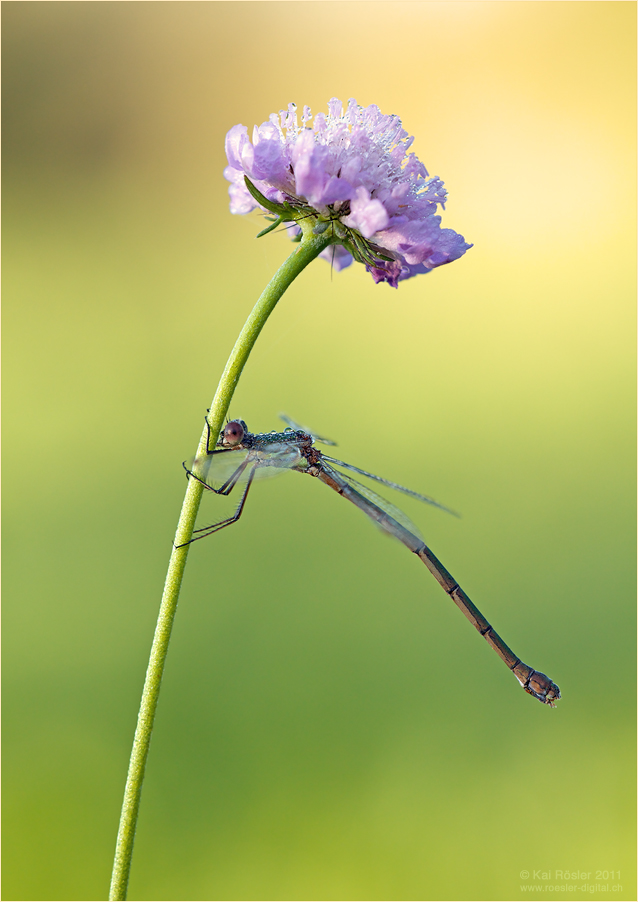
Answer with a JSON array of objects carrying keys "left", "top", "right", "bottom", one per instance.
[
  {"left": 278, "top": 413, "right": 338, "bottom": 446},
  {"left": 322, "top": 461, "right": 425, "bottom": 542},
  {"left": 322, "top": 455, "right": 459, "bottom": 518},
  {"left": 187, "top": 443, "right": 301, "bottom": 489}
]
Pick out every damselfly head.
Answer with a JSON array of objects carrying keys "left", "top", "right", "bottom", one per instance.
[{"left": 221, "top": 419, "right": 247, "bottom": 447}]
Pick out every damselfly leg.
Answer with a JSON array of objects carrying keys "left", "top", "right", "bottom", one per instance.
[{"left": 177, "top": 462, "right": 258, "bottom": 545}]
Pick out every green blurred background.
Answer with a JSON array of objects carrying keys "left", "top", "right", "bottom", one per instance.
[{"left": 3, "top": 3, "right": 635, "bottom": 900}]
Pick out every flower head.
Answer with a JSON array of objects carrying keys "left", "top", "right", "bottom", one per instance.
[{"left": 224, "top": 98, "right": 471, "bottom": 288}]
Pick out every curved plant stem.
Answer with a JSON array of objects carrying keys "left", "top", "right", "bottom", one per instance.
[{"left": 109, "top": 226, "right": 333, "bottom": 901}]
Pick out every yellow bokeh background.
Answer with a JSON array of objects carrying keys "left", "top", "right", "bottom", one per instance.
[{"left": 3, "top": 3, "right": 635, "bottom": 900}]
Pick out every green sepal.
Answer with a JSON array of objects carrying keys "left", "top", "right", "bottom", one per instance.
[
  {"left": 255, "top": 216, "right": 286, "bottom": 238},
  {"left": 349, "top": 230, "right": 378, "bottom": 265},
  {"left": 244, "top": 176, "right": 291, "bottom": 216}
]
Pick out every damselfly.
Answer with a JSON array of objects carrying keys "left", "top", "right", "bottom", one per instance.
[{"left": 181, "top": 414, "right": 560, "bottom": 706}]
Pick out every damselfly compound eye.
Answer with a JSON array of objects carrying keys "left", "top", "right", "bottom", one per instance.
[{"left": 223, "top": 420, "right": 245, "bottom": 446}]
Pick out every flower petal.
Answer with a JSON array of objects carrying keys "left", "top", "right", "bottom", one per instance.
[{"left": 343, "top": 186, "right": 389, "bottom": 239}]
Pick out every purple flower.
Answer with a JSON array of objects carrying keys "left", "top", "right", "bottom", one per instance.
[{"left": 224, "top": 98, "right": 471, "bottom": 288}]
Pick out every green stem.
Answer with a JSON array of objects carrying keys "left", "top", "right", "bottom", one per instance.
[{"left": 109, "top": 226, "right": 333, "bottom": 901}]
